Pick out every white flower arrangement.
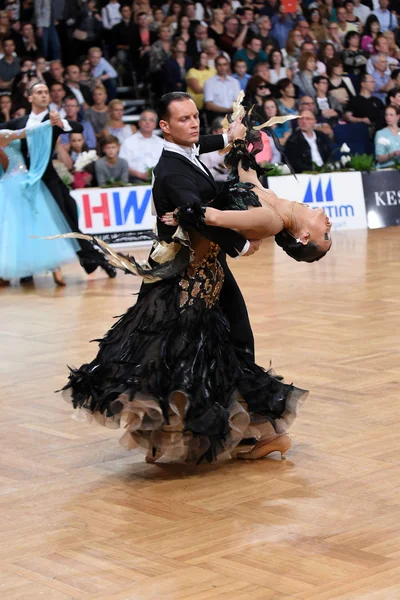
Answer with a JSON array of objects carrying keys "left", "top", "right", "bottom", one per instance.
[
  {"left": 340, "top": 143, "right": 351, "bottom": 153},
  {"left": 52, "top": 159, "right": 74, "bottom": 186},
  {"left": 74, "top": 150, "right": 98, "bottom": 172},
  {"left": 340, "top": 155, "right": 352, "bottom": 166}
]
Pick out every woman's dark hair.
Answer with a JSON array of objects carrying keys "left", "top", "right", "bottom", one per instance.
[
  {"left": 275, "top": 229, "right": 329, "bottom": 262},
  {"left": 174, "top": 13, "right": 190, "bottom": 37},
  {"left": 158, "top": 91, "right": 192, "bottom": 119},
  {"left": 193, "top": 51, "right": 208, "bottom": 70},
  {"left": 385, "top": 103, "right": 400, "bottom": 115},
  {"left": 344, "top": 30, "right": 360, "bottom": 49},
  {"left": 262, "top": 96, "right": 280, "bottom": 119},
  {"left": 317, "top": 42, "right": 337, "bottom": 63},
  {"left": 167, "top": 0, "right": 183, "bottom": 17},
  {"left": 268, "top": 48, "right": 283, "bottom": 69},
  {"left": 298, "top": 51, "right": 315, "bottom": 72},
  {"left": 386, "top": 88, "right": 400, "bottom": 106},
  {"left": 326, "top": 57, "right": 342, "bottom": 77},
  {"left": 278, "top": 77, "right": 292, "bottom": 93},
  {"left": 245, "top": 75, "right": 268, "bottom": 95},
  {"left": 363, "top": 14, "right": 380, "bottom": 38}
]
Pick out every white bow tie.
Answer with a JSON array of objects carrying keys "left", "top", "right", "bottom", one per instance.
[{"left": 188, "top": 145, "right": 200, "bottom": 161}]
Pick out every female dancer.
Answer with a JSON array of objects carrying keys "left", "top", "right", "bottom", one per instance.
[
  {"left": 56, "top": 108, "right": 330, "bottom": 465},
  {"left": 0, "top": 121, "right": 78, "bottom": 286}
]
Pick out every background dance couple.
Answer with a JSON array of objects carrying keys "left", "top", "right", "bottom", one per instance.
[{"left": 56, "top": 91, "right": 332, "bottom": 464}]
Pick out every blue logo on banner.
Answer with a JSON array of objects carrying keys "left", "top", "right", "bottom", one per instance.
[
  {"left": 302, "top": 177, "right": 354, "bottom": 218},
  {"left": 303, "top": 178, "right": 333, "bottom": 203}
]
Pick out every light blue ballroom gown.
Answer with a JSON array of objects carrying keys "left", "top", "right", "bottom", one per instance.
[{"left": 0, "top": 122, "right": 78, "bottom": 279}]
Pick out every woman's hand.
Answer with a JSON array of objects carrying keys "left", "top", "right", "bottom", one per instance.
[
  {"left": 161, "top": 211, "right": 178, "bottom": 226},
  {"left": 227, "top": 118, "right": 246, "bottom": 143}
]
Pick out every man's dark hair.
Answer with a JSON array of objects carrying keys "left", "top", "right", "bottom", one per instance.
[
  {"left": 391, "top": 68, "right": 400, "bottom": 80},
  {"left": 28, "top": 81, "right": 49, "bottom": 95},
  {"left": 312, "top": 75, "right": 329, "bottom": 86},
  {"left": 275, "top": 229, "right": 330, "bottom": 262},
  {"left": 64, "top": 95, "right": 78, "bottom": 105},
  {"left": 101, "top": 134, "right": 120, "bottom": 148},
  {"left": 158, "top": 92, "right": 192, "bottom": 120}
]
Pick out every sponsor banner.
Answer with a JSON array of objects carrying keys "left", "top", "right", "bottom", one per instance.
[
  {"left": 362, "top": 171, "right": 400, "bottom": 229},
  {"left": 71, "top": 186, "right": 156, "bottom": 246},
  {"left": 267, "top": 172, "right": 368, "bottom": 230}
]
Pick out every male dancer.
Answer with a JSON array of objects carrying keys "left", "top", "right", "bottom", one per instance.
[
  {"left": 0, "top": 82, "right": 116, "bottom": 282},
  {"left": 153, "top": 91, "right": 261, "bottom": 358}
]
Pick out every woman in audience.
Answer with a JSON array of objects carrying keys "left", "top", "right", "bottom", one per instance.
[
  {"left": 208, "top": 8, "right": 225, "bottom": 45},
  {"left": 383, "top": 30, "right": 400, "bottom": 60},
  {"left": 0, "top": 94, "right": 12, "bottom": 123},
  {"left": 361, "top": 15, "right": 380, "bottom": 55},
  {"left": 375, "top": 106, "right": 400, "bottom": 169},
  {"left": 309, "top": 8, "right": 328, "bottom": 43},
  {"left": 101, "top": 99, "right": 137, "bottom": 144},
  {"left": 269, "top": 49, "right": 291, "bottom": 84},
  {"left": 277, "top": 78, "right": 298, "bottom": 117},
  {"left": 319, "top": 0, "right": 337, "bottom": 24},
  {"left": 84, "top": 84, "right": 109, "bottom": 136},
  {"left": 186, "top": 51, "right": 216, "bottom": 110},
  {"left": 318, "top": 41, "right": 337, "bottom": 66},
  {"left": 284, "top": 29, "right": 303, "bottom": 69},
  {"left": 173, "top": 14, "right": 191, "bottom": 43},
  {"left": 164, "top": 37, "right": 192, "bottom": 93},
  {"left": 326, "top": 57, "right": 356, "bottom": 105},
  {"left": 344, "top": 0, "right": 363, "bottom": 34},
  {"left": 293, "top": 52, "right": 318, "bottom": 97},
  {"left": 150, "top": 6, "right": 165, "bottom": 32},
  {"left": 79, "top": 56, "right": 98, "bottom": 90},
  {"left": 262, "top": 97, "right": 292, "bottom": 146},
  {"left": 341, "top": 31, "right": 368, "bottom": 76},
  {"left": 165, "top": 0, "right": 183, "bottom": 30},
  {"left": 244, "top": 75, "right": 274, "bottom": 107}
]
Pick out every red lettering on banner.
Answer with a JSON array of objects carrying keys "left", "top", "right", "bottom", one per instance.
[{"left": 82, "top": 193, "right": 111, "bottom": 228}]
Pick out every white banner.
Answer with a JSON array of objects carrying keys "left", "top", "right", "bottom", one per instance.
[
  {"left": 267, "top": 172, "right": 368, "bottom": 230},
  {"left": 71, "top": 186, "right": 156, "bottom": 246}
]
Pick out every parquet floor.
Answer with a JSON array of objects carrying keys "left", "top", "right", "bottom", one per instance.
[{"left": 1, "top": 227, "right": 400, "bottom": 599}]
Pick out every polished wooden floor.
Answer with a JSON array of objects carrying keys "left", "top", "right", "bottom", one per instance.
[{"left": 1, "top": 228, "right": 400, "bottom": 599}]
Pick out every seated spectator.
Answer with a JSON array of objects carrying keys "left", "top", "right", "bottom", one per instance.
[
  {"left": 297, "top": 18, "right": 318, "bottom": 44},
  {"left": 232, "top": 58, "right": 251, "bottom": 91},
  {"left": 372, "top": 0, "right": 396, "bottom": 33},
  {"left": 297, "top": 41, "right": 327, "bottom": 76},
  {"left": 208, "top": 8, "right": 225, "bottom": 45},
  {"left": 149, "top": 24, "right": 172, "bottom": 83},
  {"left": 110, "top": 5, "right": 136, "bottom": 84},
  {"left": 173, "top": 14, "right": 192, "bottom": 44},
  {"left": 327, "top": 58, "right": 356, "bottom": 106},
  {"left": 297, "top": 95, "right": 335, "bottom": 139},
  {"left": 88, "top": 46, "right": 118, "bottom": 100},
  {"left": 0, "top": 92, "right": 12, "bottom": 123},
  {"left": 49, "top": 82, "right": 66, "bottom": 118},
  {"left": 313, "top": 74, "right": 343, "bottom": 127},
  {"left": 277, "top": 78, "right": 297, "bottom": 117},
  {"left": 204, "top": 55, "right": 241, "bottom": 119},
  {"left": 78, "top": 56, "right": 98, "bottom": 91},
  {"left": 95, "top": 134, "right": 129, "bottom": 186},
  {"left": 261, "top": 97, "right": 291, "bottom": 147},
  {"left": 344, "top": 73, "right": 385, "bottom": 132},
  {"left": 318, "top": 42, "right": 338, "bottom": 68},
  {"left": 309, "top": 8, "right": 328, "bottom": 43},
  {"left": 43, "top": 59, "right": 65, "bottom": 88},
  {"left": 233, "top": 35, "right": 268, "bottom": 75},
  {"left": 361, "top": 15, "right": 380, "bottom": 55},
  {"left": 0, "top": 38, "right": 20, "bottom": 90},
  {"left": 269, "top": 49, "right": 291, "bottom": 84},
  {"left": 384, "top": 29, "right": 400, "bottom": 59},
  {"left": 255, "top": 16, "right": 278, "bottom": 52},
  {"left": 201, "top": 117, "right": 230, "bottom": 180},
  {"left": 186, "top": 51, "right": 216, "bottom": 109},
  {"left": 343, "top": 0, "right": 363, "bottom": 34},
  {"left": 100, "top": 99, "right": 137, "bottom": 144},
  {"left": 186, "top": 22, "right": 208, "bottom": 61},
  {"left": 284, "top": 29, "right": 303, "bottom": 70},
  {"left": 69, "top": 132, "right": 88, "bottom": 166},
  {"left": 60, "top": 96, "right": 97, "bottom": 149},
  {"left": 371, "top": 53, "right": 394, "bottom": 102},
  {"left": 119, "top": 109, "right": 163, "bottom": 183},
  {"left": 326, "top": 22, "right": 344, "bottom": 53},
  {"left": 386, "top": 87, "right": 400, "bottom": 108},
  {"left": 367, "top": 34, "right": 399, "bottom": 74},
  {"left": 374, "top": 105, "right": 400, "bottom": 167},
  {"left": 218, "top": 16, "right": 242, "bottom": 58},
  {"left": 285, "top": 109, "right": 331, "bottom": 173},
  {"left": 319, "top": 0, "right": 337, "bottom": 24},
  {"left": 131, "top": 11, "right": 157, "bottom": 80},
  {"left": 293, "top": 52, "right": 318, "bottom": 97},
  {"left": 165, "top": 1, "right": 183, "bottom": 31},
  {"left": 244, "top": 75, "right": 274, "bottom": 108},
  {"left": 164, "top": 37, "right": 192, "bottom": 93},
  {"left": 84, "top": 84, "right": 109, "bottom": 136},
  {"left": 391, "top": 67, "right": 400, "bottom": 89},
  {"left": 150, "top": 7, "right": 166, "bottom": 33},
  {"left": 73, "top": 0, "right": 103, "bottom": 60},
  {"left": 270, "top": 6, "right": 297, "bottom": 49},
  {"left": 200, "top": 38, "right": 221, "bottom": 70},
  {"left": 15, "top": 22, "right": 42, "bottom": 60},
  {"left": 35, "top": 56, "right": 47, "bottom": 80},
  {"left": 337, "top": 6, "right": 358, "bottom": 44},
  {"left": 353, "top": 0, "right": 371, "bottom": 26},
  {"left": 65, "top": 64, "right": 92, "bottom": 108},
  {"left": 341, "top": 31, "right": 368, "bottom": 76}
]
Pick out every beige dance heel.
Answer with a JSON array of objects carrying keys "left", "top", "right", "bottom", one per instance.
[
  {"left": 236, "top": 434, "right": 292, "bottom": 460},
  {"left": 52, "top": 268, "right": 66, "bottom": 287},
  {"left": 145, "top": 446, "right": 163, "bottom": 463}
]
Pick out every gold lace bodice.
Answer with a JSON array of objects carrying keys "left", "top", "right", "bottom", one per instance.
[{"left": 179, "top": 242, "right": 224, "bottom": 310}]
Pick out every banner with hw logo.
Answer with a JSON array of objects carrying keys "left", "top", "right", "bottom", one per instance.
[
  {"left": 267, "top": 172, "right": 367, "bottom": 230},
  {"left": 71, "top": 186, "right": 156, "bottom": 246},
  {"left": 362, "top": 171, "right": 400, "bottom": 229}
]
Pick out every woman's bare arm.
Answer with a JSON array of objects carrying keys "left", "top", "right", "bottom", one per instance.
[{"left": 0, "top": 148, "right": 8, "bottom": 172}]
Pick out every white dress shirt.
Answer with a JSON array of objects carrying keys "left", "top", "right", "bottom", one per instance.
[
  {"left": 119, "top": 131, "right": 164, "bottom": 172},
  {"left": 163, "top": 134, "right": 250, "bottom": 257},
  {"left": 26, "top": 109, "right": 72, "bottom": 132},
  {"left": 302, "top": 131, "right": 324, "bottom": 166}
]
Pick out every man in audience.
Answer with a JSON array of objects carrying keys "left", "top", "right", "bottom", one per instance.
[
  {"left": 60, "top": 96, "right": 97, "bottom": 149},
  {"left": 95, "top": 134, "right": 129, "bottom": 186},
  {"left": 344, "top": 73, "right": 385, "bottom": 132},
  {"left": 119, "top": 109, "right": 163, "bottom": 183},
  {"left": 285, "top": 109, "right": 331, "bottom": 173},
  {"left": 313, "top": 75, "right": 342, "bottom": 127},
  {"left": 0, "top": 38, "right": 20, "bottom": 90},
  {"left": 65, "top": 64, "right": 92, "bottom": 108},
  {"left": 270, "top": 5, "right": 297, "bottom": 49},
  {"left": 49, "top": 82, "right": 66, "bottom": 117},
  {"left": 370, "top": 53, "right": 394, "bottom": 103},
  {"left": 204, "top": 55, "right": 241, "bottom": 120},
  {"left": 298, "top": 95, "right": 335, "bottom": 139},
  {"left": 187, "top": 23, "right": 209, "bottom": 61},
  {"left": 88, "top": 46, "right": 118, "bottom": 100},
  {"left": 233, "top": 35, "right": 269, "bottom": 74},
  {"left": 232, "top": 59, "right": 251, "bottom": 90},
  {"left": 372, "top": 0, "right": 396, "bottom": 32},
  {"left": 43, "top": 59, "right": 66, "bottom": 88},
  {"left": 367, "top": 34, "right": 399, "bottom": 74}
]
